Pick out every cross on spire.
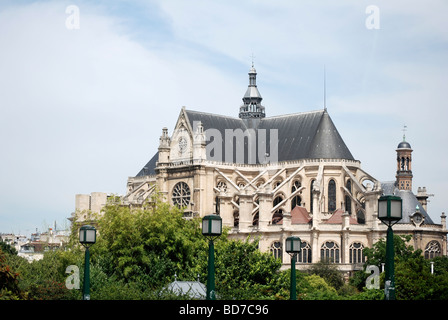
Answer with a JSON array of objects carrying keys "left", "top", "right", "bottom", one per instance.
[{"left": 402, "top": 124, "right": 407, "bottom": 141}]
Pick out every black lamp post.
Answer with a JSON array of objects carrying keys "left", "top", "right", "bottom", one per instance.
[
  {"left": 378, "top": 195, "right": 402, "bottom": 300},
  {"left": 202, "top": 214, "right": 222, "bottom": 300},
  {"left": 79, "top": 225, "right": 96, "bottom": 300},
  {"left": 285, "top": 236, "right": 301, "bottom": 300}
]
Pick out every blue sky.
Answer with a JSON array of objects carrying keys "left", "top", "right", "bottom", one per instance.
[{"left": 0, "top": 0, "right": 447, "bottom": 235}]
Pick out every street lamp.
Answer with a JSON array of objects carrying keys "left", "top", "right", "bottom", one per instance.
[
  {"left": 378, "top": 195, "right": 402, "bottom": 300},
  {"left": 202, "top": 214, "right": 222, "bottom": 300},
  {"left": 79, "top": 225, "right": 96, "bottom": 300},
  {"left": 285, "top": 236, "right": 301, "bottom": 300}
]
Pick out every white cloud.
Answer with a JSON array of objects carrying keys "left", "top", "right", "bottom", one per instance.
[{"left": 0, "top": 0, "right": 447, "bottom": 232}]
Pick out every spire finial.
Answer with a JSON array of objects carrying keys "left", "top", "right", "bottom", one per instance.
[
  {"left": 402, "top": 124, "right": 407, "bottom": 141},
  {"left": 250, "top": 52, "right": 255, "bottom": 68},
  {"left": 324, "top": 65, "right": 327, "bottom": 111}
]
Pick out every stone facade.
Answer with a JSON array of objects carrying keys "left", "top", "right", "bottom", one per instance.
[{"left": 118, "top": 67, "right": 447, "bottom": 275}]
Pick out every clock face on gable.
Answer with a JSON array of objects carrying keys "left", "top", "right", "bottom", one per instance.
[{"left": 413, "top": 212, "right": 423, "bottom": 225}]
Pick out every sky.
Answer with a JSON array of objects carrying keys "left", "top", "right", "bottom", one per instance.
[{"left": 0, "top": 0, "right": 447, "bottom": 236}]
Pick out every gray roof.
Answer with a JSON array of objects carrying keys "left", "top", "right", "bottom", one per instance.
[
  {"left": 136, "top": 108, "right": 354, "bottom": 175},
  {"left": 186, "top": 108, "right": 354, "bottom": 162},
  {"left": 381, "top": 182, "right": 434, "bottom": 224},
  {"left": 397, "top": 140, "right": 412, "bottom": 149},
  {"left": 136, "top": 152, "right": 158, "bottom": 176},
  {"left": 165, "top": 280, "right": 206, "bottom": 299}
]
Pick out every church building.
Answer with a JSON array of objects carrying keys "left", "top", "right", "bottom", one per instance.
[{"left": 122, "top": 65, "right": 447, "bottom": 274}]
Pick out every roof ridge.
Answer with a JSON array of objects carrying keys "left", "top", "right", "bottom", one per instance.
[
  {"left": 185, "top": 108, "right": 240, "bottom": 120},
  {"left": 263, "top": 109, "right": 324, "bottom": 120}
]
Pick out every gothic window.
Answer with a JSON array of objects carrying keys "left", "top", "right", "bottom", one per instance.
[
  {"left": 321, "top": 241, "right": 340, "bottom": 263},
  {"left": 345, "top": 180, "right": 352, "bottom": 214},
  {"left": 273, "top": 180, "right": 282, "bottom": 189},
  {"left": 349, "top": 242, "right": 365, "bottom": 264},
  {"left": 310, "top": 180, "right": 315, "bottom": 213},
  {"left": 233, "top": 210, "right": 239, "bottom": 227},
  {"left": 328, "top": 179, "right": 336, "bottom": 212},
  {"left": 172, "top": 182, "right": 191, "bottom": 208},
  {"left": 252, "top": 212, "right": 259, "bottom": 226},
  {"left": 216, "top": 181, "right": 227, "bottom": 192},
  {"left": 270, "top": 241, "right": 283, "bottom": 262},
  {"left": 357, "top": 210, "right": 365, "bottom": 224},
  {"left": 298, "top": 241, "right": 312, "bottom": 263},
  {"left": 253, "top": 197, "right": 259, "bottom": 226},
  {"left": 291, "top": 180, "right": 302, "bottom": 210},
  {"left": 292, "top": 180, "right": 301, "bottom": 192},
  {"left": 214, "top": 196, "right": 220, "bottom": 214},
  {"left": 272, "top": 195, "right": 284, "bottom": 225},
  {"left": 291, "top": 196, "right": 302, "bottom": 210},
  {"left": 424, "top": 241, "right": 441, "bottom": 259}
]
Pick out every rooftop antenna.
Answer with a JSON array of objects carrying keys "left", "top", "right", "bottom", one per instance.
[{"left": 323, "top": 65, "right": 327, "bottom": 112}]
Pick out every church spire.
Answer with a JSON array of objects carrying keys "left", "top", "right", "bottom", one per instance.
[
  {"left": 396, "top": 128, "right": 413, "bottom": 191},
  {"left": 239, "top": 64, "right": 265, "bottom": 123}
]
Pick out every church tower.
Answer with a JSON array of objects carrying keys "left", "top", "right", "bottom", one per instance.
[
  {"left": 396, "top": 135, "right": 413, "bottom": 191},
  {"left": 239, "top": 64, "right": 265, "bottom": 128}
]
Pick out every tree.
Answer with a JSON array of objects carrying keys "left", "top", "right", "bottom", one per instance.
[
  {"left": 309, "top": 260, "right": 344, "bottom": 291},
  {"left": 0, "top": 247, "right": 26, "bottom": 299},
  {"left": 210, "top": 237, "right": 282, "bottom": 299},
  {"left": 91, "top": 198, "right": 208, "bottom": 291},
  {"left": 353, "top": 234, "right": 448, "bottom": 300}
]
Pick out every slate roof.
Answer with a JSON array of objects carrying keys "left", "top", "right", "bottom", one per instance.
[
  {"left": 380, "top": 182, "right": 434, "bottom": 224},
  {"left": 136, "top": 152, "right": 158, "bottom": 176},
  {"left": 136, "top": 108, "right": 354, "bottom": 176}
]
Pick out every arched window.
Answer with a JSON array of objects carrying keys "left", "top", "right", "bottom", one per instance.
[
  {"left": 291, "top": 180, "right": 302, "bottom": 210},
  {"left": 253, "top": 197, "right": 259, "bottom": 226},
  {"left": 328, "top": 179, "right": 336, "bottom": 212},
  {"left": 349, "top": 242, "right": 365, "bottom": 264},
  {"left": 172, "top": 182, "right": 191, "bottom": 208},
  {"left": 252, "top": 212, "right": 259, "bottom": 226},
  {"left": 345, "top": 180, "right": 352, "bottom": 214},
  {"left": 272, "top": 195, "right": 284, "bottom": 224},
  {"left": 233, "top": 211, "right": 239, "bottom": 227},
  {"left": 297, "top": 241, "right": 312, "bottom": 263},
  {"left": 292, "top": 180, "right": 301, "bottom": 192},
  {"left": 270, "top": 241, "right": 283, "bottom": 262},
  {"left": 357, "top": 210, "right": 365, "bottom": 224},
  {"left": 425, "top": 241, "right": 441, "bottom": 259},
  {"left": 291, "top": 196, "right": 302, "bottom": 210},
  {"left": 321, "top": 241, "right": 340, "bottom": 263},
  {"left": 310, "top": 180, "right": 315, "bottom": 213}
]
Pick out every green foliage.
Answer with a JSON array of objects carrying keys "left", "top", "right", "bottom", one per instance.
[
  {"left": 0, "top": 247, "right": 27, "bottom": 300},
  {"left": 353, "top": 234, "right": 448, "bottom": 300},
  {"left": 6, "top": 200, "right": 448, "bottom": 300},
  {"left": 91, "top": 199, "right": 207, "bottom": 290},
  {"left": 212, "top": 237, "right": 282, "bottom": 299},
  {"left": 309, "top": 260, "right": 344, "bottom": 290}
]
